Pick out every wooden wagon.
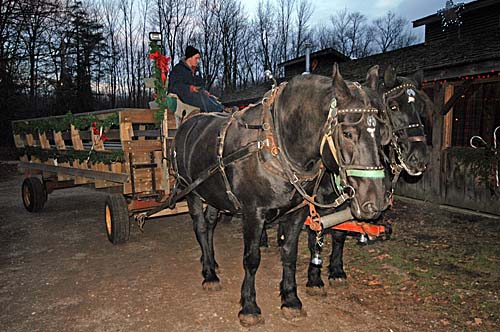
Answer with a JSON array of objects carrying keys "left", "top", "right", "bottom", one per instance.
[{"left": 12, "top": 107, "right": 190, "bottom": 244}]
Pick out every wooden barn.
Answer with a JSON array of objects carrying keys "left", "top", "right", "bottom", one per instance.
[{"left": 223, "top": 0, "right": 500, "bottom": 215}]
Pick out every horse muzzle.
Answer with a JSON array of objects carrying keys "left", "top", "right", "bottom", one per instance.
[
  {"left": 351, "top": 198, "right": 383, "bottom": 220},
  {"left": 402, "top": 144, "right": 430, "bottom": 176}
]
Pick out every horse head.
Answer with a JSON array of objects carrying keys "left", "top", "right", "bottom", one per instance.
[
  {"left": 328, "top": 64, "right": 391, "bottom": 219},
  {"left": 383, "top": 65, "right": 433, "bottom": 176},
  {"left": 275, "top": 63, "right": 390, "bottom": 220}
]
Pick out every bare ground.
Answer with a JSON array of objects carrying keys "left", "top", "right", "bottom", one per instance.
[{"left": 1, "top": 168, "right": 499, "bottom": 332}]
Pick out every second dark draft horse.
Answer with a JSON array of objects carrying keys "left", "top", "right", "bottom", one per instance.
[{"left": 172, "top": 64, "right": 391, "bottom": 326}]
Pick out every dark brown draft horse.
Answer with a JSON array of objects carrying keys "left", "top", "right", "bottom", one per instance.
[
  {"left": 172, "top": 64, "right": 390, "bottom": 326},
  {"left": 305, "top": 65, "right": 434, "bottom": 294}
]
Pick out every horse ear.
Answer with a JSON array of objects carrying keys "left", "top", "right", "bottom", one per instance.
[
  {"left": 380, "top": 123, "right": 392, "bottom": 146},
  {"left": 384, "top": 65, "right": 397, "bottom": 89},
  {"left": 412, "top": 69, "right": 424, "bottom": 89},
  {"left": 366, "top": 65, "right": 379, "bottom": 90},
  {"left": 332, "top": 63, "right": 351, "bottom": 104}
]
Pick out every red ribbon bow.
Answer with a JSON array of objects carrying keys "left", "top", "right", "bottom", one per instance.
[{"left": 148, "top": 51, "right": 171, "bottom": 85}]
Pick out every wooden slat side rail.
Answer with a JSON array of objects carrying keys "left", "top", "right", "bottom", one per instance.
[
  {"left": 91, "top": 127, "right": 109, "bottom": 189},
  {"left": 38, "top": 132, "right": 51, "bottom": 149},
  {"left": 122, "top": 140, "right": 162, "bottom": 152},
  {"left": 120, "top": 109, "right": 156, "bottom": 124},
  {"left": 71, "top": 125, "right": 92, "bottom": 185},
  {"left": 53, "top": 131, "right": 72, "bottom": 181},
  {"left": 25, "top": 134, "right": 35, "bottom": 147},
  {"left": 120, "top": 112, "right": 133, "bottom": 194},
  {"left": 18, "top": 162, "right": 129, "bottom": 183},
  {"left": 38, "top": 132, "right": 55, "bottom": 177},
  {"left": 14, "top": 134, "right": 29, "bottom": 162},
  {"left": 24, "top": 134, "right": 42, "bottom": 169}
]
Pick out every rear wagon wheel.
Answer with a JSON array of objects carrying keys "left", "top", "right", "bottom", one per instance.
[
  {"left": 22, "top": 177, "right": 47, "bottom": 212},
  {"left": 104, "top": 194, "right": 130, "bottom": 244}
]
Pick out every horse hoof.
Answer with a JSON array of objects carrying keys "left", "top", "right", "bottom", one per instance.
[
  {"left": 281, "top": 307, "right": 307, "bottom": 321},
  {"left": 238, "top": 313, "right": 265, "bottom": 327},
  {"left": 306, "top": 286, "right": 327, "bottom": 297},
  {"left": 202, "top": 281, "right": 222, "bottom": 291},
  {"left": 329, "top": 278, "right": 348, "bottom": 288}
]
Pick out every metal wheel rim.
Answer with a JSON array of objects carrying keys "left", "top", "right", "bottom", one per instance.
[
  {"left": 23, "top": 184, "right": 31, "bottom": 207},
  {"left": 105, "top": 205, "right": 112, "bottom": 235}
]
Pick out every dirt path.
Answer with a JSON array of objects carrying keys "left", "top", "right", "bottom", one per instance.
[{"left": 1, "top": 173, "right": 499, "bottom": 331}]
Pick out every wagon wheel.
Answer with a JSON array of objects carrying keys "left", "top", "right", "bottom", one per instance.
[
  {"left": 104, "top": 194, "right": 130, "bottom": 244},
  {"left": 21, "top": 177, "right": 47, "bottom": 212}
]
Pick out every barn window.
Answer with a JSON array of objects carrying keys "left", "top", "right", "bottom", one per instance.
[{"left": 451, "top": 80, "right": 500, "bottom": 146}]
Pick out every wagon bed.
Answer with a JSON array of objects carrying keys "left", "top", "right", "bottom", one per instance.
[{"left": 12, "top": 107, "right": 187, "bottom": 244}]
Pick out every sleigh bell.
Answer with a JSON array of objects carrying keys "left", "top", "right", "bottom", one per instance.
[{"left": 311, "top": 252, "right": 323, "bottom": 267}]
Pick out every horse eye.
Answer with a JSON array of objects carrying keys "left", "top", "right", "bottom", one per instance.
[{"left": 343, "top": 131, "right": 353, "bottom": 139}]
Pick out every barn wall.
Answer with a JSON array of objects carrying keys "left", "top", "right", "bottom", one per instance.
[
  {"left": 395, "top": 79, "right": 500, "bottom": 216},
  {"left": 396, "top": 150, "right": 500, "bottom": 216}
]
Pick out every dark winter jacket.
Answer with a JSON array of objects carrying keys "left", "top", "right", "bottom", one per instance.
[{"left": 168, "top": 59, "right": 206, "bottom": 107}]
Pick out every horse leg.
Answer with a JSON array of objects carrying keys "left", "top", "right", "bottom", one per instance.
[
  {"left": 279, "top": 214, "right": 308, "bottom": 320},
  {"left": 259, "top": 227, "right": 269, "bottom": 248},
  {"left": 205, "top": 206, "right": 221, "bottom": 274},
  {"left": 305, "top": 227, "right": 326, "bottom": 296},
  {"left": 187, "top": 194, "right": 221, "bottom": 291},
  {"left": 328, "top": 230, "right": 348, "bottom": 286},
  {"left": 238, "top": 209, "right": 265, "bottom": 327}
]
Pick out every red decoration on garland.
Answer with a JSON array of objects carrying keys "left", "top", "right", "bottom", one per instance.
[
  {"left": 91, "top": 121, "right": 108, "bottom": 142},
  {"left": 148, "top": 51, "right": 171, "bottom": 85}
]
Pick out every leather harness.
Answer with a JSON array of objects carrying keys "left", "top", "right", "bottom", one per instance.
[{"left": 145, "top": 82, "right": 387, "bottom": 218}]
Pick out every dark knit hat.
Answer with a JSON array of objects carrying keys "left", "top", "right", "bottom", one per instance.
[{"left": 185, "top": 45, "right": 200, "bottom": 59}]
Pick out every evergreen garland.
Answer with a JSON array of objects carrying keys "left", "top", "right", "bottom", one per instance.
[
  {"left": 12, "top": 112, "right": 120, "bottom": 135},
  {"left": 18, "top": 146, "right": 124, "bottom": 165},
  {"left": 448, "top": 147, "right": 499, "bottom": 184},
  {"left": 148, "top": 41, "right": 170, "bottom": 125}
]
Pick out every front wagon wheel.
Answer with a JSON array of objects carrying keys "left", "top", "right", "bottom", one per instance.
[
  {"left": 22, "top": 177, "right": 47, "bottom": 212},
  {"left": 104, "top": 194, "right": 130, "bottom": 244}
]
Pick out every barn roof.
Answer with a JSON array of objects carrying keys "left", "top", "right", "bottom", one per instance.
[{"left": 413, "top": 0, "right": 498, "bottom": 27}]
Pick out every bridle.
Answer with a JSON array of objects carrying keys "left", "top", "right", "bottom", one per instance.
[
  {"left": 260, "top": 82, "right": 389, "bottom": 209},
  {"left": 383, "top": 82, "right": 427, "bottom": 177},
  {"left": 315, "top": 96, "right": 387, "bottom": 204}
]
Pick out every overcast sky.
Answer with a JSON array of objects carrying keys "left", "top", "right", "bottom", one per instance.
[{"left": 244, "top": 0, "right": 475, "bottom": 41}]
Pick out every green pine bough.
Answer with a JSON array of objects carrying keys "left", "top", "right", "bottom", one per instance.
[
  {"left": 448, "top": 147, "right": 500, "bottom": 185},
  {"left": 18, "top": 146, "right": 124, "bottom": 165},
  {"left": 149, "top": 41, "right": 169, "bottom": 125},
  {"left": 12, "top": 112, "right": 120, "bottom": 135}
]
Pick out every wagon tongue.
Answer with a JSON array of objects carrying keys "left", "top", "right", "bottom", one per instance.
[{"left": 304, "top": 208, "right": 390, "bottom": 241}]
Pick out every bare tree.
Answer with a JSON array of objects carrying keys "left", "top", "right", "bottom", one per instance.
[
  {"left": 99, "top": 0, "right": 121, "bottom": 107},
  {"left": 256, "top": 0, "right": 276, "bottom": 72},
  {"left": 372, "top": 11, "right": 417, "bottom": 53},
  {"left": 156, "top": 0, "right": 195, "bottom": 64},
  {"left": 277, "top": 0, "right": 295, "bottom": 62},
  {"left": 293, "top": 0, "right": 313, "bottom": 58},
  {"left": 195, "top": 0, "right": 221, "bottom": 89},
  {"left": 328, "top": 9, "right": 372, "bottom": 59},
  {"left": 214, "top": 0, "right": 245, "bottom": 91},
  {"left": 19, "top": 0, "right": 60, "bottom": 109}
]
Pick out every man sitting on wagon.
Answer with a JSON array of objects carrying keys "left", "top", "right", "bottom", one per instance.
[{"left": 168, "top": 46, "right": 224, "bottom": 113}]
